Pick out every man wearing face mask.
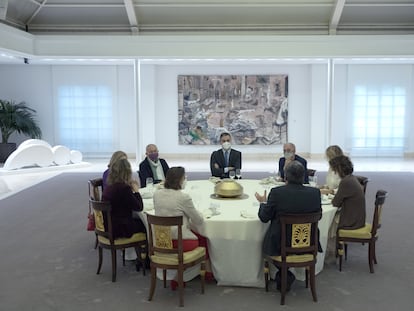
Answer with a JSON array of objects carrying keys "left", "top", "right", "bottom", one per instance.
[
  {"left": 139, "top": 144, "right": 170, "bottom": 187},
  {"left": 278, "top": 142, "right": 309, "bottom": 184},
  {"left": 210, "top": 132, "right": 242, "bottom": 178}
]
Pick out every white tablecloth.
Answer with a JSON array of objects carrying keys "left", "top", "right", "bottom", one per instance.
[{"left": 141, "top": 179, "right": 336, "bottom": 288}]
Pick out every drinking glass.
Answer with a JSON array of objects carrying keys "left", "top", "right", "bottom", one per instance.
[
  {"left": 309, "top": 176, "right": 318, "bottom": 187},
  {"left": 229, "top": 170, "right": 236, "bottom": 179},
  {"left": 236, "top": 169, "right": 241, "bottom": 179},
  {"left": 146, "top": 177, "right": 154, "bottom": 192}
]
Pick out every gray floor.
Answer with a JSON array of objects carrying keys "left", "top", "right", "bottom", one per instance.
[{"left": 0, "top": 170, "right": 413, "bottom": 310}]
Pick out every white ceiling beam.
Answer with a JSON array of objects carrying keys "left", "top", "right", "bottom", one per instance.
[
  {"left": 124, "top": 0, "right": 139, "bottom": 34},
  {"left": 26, "top": 0, "right": 47, "bottom": 25},
  {"left": 329, "top": 0, "right": 345, "bottom": 35}
]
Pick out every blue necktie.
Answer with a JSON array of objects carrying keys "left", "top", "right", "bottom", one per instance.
[{"left": 224, "top": 150, "right": 229, "bottom": 167}]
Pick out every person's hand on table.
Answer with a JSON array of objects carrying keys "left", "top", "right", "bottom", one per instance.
[{"left": 255, "top": 190, "right": 267, "bottom": 203}]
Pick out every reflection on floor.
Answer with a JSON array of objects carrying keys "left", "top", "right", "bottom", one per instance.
[{"left": 1, "top": 157, "right": 413, "bottom": 200}]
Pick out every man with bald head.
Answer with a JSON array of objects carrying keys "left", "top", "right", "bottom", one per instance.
[
  {"left": 139, "top": 144, "right": 170, "bottom": 187},
  {"left": 278, "top": 142, "right": 309, "bottom": 184}
]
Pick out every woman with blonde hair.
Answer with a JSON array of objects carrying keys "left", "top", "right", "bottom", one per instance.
[
  {"left": 323, "top": 145, "right": 344, "bottom": 190},
  {"left": 103, "top": 150, "right": 139, "bottom": 189},
  {"left": 102, "top": 158, "right": 146, "bottom": 239}
]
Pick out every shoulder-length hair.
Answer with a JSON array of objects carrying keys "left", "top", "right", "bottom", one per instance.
[
  {"left": 329, "top": 155, "right": 353, "bottom": 178},
  {"left": 164, "top": 166, "right": 185, "bottom": 190},
  {"left": 107, "top": 158, "right": 132, "bottom": 185},
  {"left": 325, "top": 145, "right": 343, "bottom": 161}
]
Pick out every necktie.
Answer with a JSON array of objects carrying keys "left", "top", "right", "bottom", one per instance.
[{"left": 224, "top": 150, "right": 229, "bottom": 167}]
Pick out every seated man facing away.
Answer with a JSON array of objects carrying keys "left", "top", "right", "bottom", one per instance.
[
  {"left": 210, "top": 132, "right": 242, "bottom": 178},
  {"left": 255, "top": 160, "right": 322, "bottom": 291},
  {"left": 278, "top": 142, "right": 309, "bottom": 184},
  {"left": 139, "top": 144, "right": 169, "bottom": 187}
]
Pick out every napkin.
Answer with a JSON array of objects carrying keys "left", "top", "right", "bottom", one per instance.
[
  {"left": 321, "top": 194, "right": 331, "bottom": 205},
  {"left": 203, "top": 208, "right": 221, "bottom": 219},
  {"left": 240, "top": 209, "right": 257, "bottom": 219}
]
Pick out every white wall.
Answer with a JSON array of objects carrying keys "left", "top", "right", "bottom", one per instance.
[
  {"left": 141, "top": 63, "right": 329, "bottom": 159},
  {"left": 1, "top": 62, "right": 414, "bottom": 160}
]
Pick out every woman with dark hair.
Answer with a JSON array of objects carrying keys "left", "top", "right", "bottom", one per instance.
[
  {"left": 102, "top": 158, "right": 146, "bottom": 239},
  {"left": 153, "top": 166, "right": 213, "bottom": 289},
  {"left": 325, "top": 155, "right": 366, "bottom": 263}
]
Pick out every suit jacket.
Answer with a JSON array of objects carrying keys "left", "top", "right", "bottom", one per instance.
[
  {"left": 258, "top": 183, "right": 322, "bottom": 256},
  {"left": 138, "top": 158, "right": 169, "bottom": 187},
  {"left": 210, "top": 148, "right": 242, "bottom": 178},
  {"left": 278, "top": 154, "right": 309, "bottom": 184}
]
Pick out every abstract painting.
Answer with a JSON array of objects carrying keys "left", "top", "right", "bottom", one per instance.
[{"left": 178, "top": 74, "right": 288, "bottom": 145}]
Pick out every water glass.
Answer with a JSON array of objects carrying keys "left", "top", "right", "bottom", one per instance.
[
  {"left": 146, "top": 177, "right": 154, "bottom": 192},
  {"left": 229, "top": 170, "right": 236, "bottom": 179},
  {"left": 236, "top": 169, "right": 241, "bottom": 179},
  {"left": 309, "top": 176, "right": 318, "bottom": 187}
]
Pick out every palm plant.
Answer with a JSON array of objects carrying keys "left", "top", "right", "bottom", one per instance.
[{"left": 0, "top": 99, "right": 42, "bottom": 143}]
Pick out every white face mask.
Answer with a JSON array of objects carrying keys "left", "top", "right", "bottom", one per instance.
[
  {"left": 284, "top": 152, "right": 294, "bottom": 159},
  {"left": 222, "top": 141, "right": 231, "bottom": 150}
]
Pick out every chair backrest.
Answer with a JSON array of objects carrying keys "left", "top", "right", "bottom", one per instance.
[
  {"left": 88, "top": 177, "right": 103, "bottom": 201},
  {"left": 89, "top": 198, "right": 114, "bottom": 243},
  {"left": 355, "top": 175, "right": 369, "bottom": 194},
  {"left": 146, "top": 214, "right": 184, "bottom": 262},
  {"left": 371, "top": 190, "right": 387, "bottom": 236},
  {"left": 279, "top": 212, "right": 322, "bottom": 259}
]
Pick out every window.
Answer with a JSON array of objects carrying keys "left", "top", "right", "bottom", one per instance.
[
  {"left": 351, "top": 85, "right": 406, "bottom": 157},
  {"left": 57, "top": 85, "right": 113, "bottom": 154}
]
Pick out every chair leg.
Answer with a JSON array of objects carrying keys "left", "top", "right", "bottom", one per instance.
[
  {"left": 309, "top": 265, "right": 317, "bottom": 302},
  {"left": 372, "top": 241, "right": 378, "bottom": 264},
  {"left": 122, "top": 249, "right": 126, "bottom": 266},
  {"left": 368, "top": 241, "right": 375, "bottom": 273},
  {"left": 97, "top": 247, "right": 103, "bottom": 275},
  {"left": 148, "top": 265, "right": 157, "bottom": 302},
  {"left": 178, "top": 269, "right": 185, "bottom": 307},
  {"left": 200, "top": 261, "right": 206, "bottom": 294},
  {"left": 344, "top": 243, "right": 348, "bottom": 261},
  {"left": 94, "top": 234, "right": 98, "bottom": 249},
  {"left": 163, "top": 269, "right": 167, "bottom": 288},
  {"left": 305, "top": 267, "right": 309, "bottom": 288},
  {"left": 280, "top": 268, "right": 287, "bottom": 305},
  {"left": 111, "top": 249, "right": 117, "bottom": 282},
  {"left": 264, "top": 260, "right": 269, "bottom": 292},
  {"left": 337, "top": 241, "right": 344, "bottom": 271}
]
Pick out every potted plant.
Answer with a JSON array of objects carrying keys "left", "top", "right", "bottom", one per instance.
[{"left": 0, "top": 99, "right": 42, "bottom": 163}]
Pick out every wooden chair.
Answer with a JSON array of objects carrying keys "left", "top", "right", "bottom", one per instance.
[
  {"left": 337, "top": 190, "right": 387, "bottom": 273},
  {"left": 89, "top": 198, "right": 147, "bottom": 282},
  {"left": 264, "top": 212, "right": 322, "bottom": 305},
  {"left": 355, "top": 175, "right": 369, "bottom": 194},
  {"left": 146, "top": 214, "right": 206, "bottom": 307},
  {"left": 88, "top": 178, "right": 103, "bottom": 249}
]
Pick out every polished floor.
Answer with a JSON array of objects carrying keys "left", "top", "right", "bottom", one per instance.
[{"left": 1, "top": 157, "right": 413, "bottom": 200}]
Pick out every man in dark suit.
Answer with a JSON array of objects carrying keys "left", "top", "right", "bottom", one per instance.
[
  {"left": 278, "top": 142, "right": 309, "bottom": 183},
  {"left": 138, "top": 144, "right": 169, "bottom": 187},
  {"left": 210, "top": 132, "right": 242, "bottom": 178},
  {"left": 255, "top": 160, "right": 321, "bottom": 290}
]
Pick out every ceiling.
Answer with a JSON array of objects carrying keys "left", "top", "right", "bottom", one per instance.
[{"left": 1, "top": 0, "right": 414, "bottom": 36}]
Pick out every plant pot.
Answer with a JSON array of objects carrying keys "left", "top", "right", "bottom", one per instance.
[{"left": 0, "top": 143, "right": 17, "bottom": 163}]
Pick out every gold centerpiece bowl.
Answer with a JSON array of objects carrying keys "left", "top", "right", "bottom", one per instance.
[{"left": 214, "top": 179, "right": 244, "bottom": 198}]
